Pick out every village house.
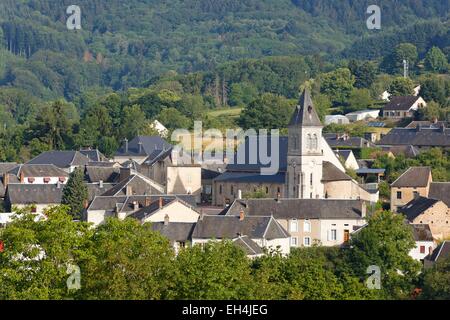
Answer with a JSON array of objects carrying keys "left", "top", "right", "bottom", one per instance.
[
  {"left": 27, "top": 151, "right": 90, "bottom": 173},
  {"left": 345, "top": 109, "right": 380, "bottom": 122},
  {"left": 382, "top": 96, "right": 427, "bottom": 119},
  {"left": 390, "top": 167, "right": 433, "bottom": 212},
  {"left": 5, "top": 183, "right": 64, "bottom": 214},
  {"left": 191, "top": 213, "right": 291, "bottom": 255},
  {"left": 378, "top": 125, "right": 450, "bottom": 150},
  {"left": 222, "top": 198, "right": 368, "bottom": 248},
  {"left": 425, "top": 241, "right": 450, "bottom": 268},
  {"left": 113, "top": 136, "right": 172, "bottom": 165},
  {"left": 334, "top": 150, "right": 359, "bottom": 170},
  {"left": 409, "top": 224, "right": 436, "bottom": 263},
  {"left": 398, "top": 197, "right": 450, "bottom": 240}
]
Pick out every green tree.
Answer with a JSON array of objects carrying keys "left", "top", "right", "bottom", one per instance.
[
  {"left": 382, "top": 43, "right": 418, "bottom": 75},
  {"left": 421, "top": 257, "right": 450, "bottom": 300},
  {"left": 348, "top": 210, "right": 420, "bottom": 299},
  {"left": 419, "top": 76, "right": 449, "bottom": 107},
  {"left": 120, "top": 104, "right": 147, "bottom": 140},
  {"left": 62, "top": 168, "right": 88, "bottom": 220},
  {"left": 158, "top": 107, "right": 191, "bottom": 131},
  {"left": 348, "top": 60, "right": 376, "bottom": 89},
  {"left": 346, "top": 88, "right": 373, "bottom": 113},
  {"left": 320, "top": 68, "right": 355, "bottom": 106},
  {"left": 424, "top": 47, "right": 448, "bottom": 73},
  {"left": 388, "top": 77, "right": 415, "bottom": 96}
]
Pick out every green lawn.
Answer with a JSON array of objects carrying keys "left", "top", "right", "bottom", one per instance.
[{"left": 207, "top": 107, "right": 243, "bottom": 118}]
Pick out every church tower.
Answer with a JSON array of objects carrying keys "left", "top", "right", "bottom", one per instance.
[{"left": 286, "top": 88, "right": 324, "bottom": 199}]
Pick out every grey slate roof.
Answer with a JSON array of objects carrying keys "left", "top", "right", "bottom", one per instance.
[
  {"left": 325, "top": 134, "right": 375, "bottom": 148},
  {"left": 289, "top": 88, "right": 322, "bottom": 127},
  {"left": 383, "top": 96, "right": 421, "bottom": 111},
  {"left": 201, "top": 168, "right": 221, "bottom": 181},
  {"left": 429, "top": 182, "right": 450, "bottom": 207},
  {"left": 151, "top": 222, "right": 196, "bottom": 242},
  {"left": 214, "top": 171, "right": 286, "bottom": 184},
  {"left": 427, "top": 241, "right": 450, "bottom": 263},
  {"left": 6, "top": 184, "right": 63, "bottom": 204},
  {"left": 13, "top": 164, "right": 69, "bottom": 178},
  {"left": 86, "top": 183, "right": 115, "bottom": 202},
  {"left": 80, "top": 149, "right": 106, "bottom": 162},
  {"left": 398, "top": 197, "right": 440, "bottom": 222},
  {"left": 27, "top": 151, "right": 90, "bottom": 168},
  {"left": 391, "top": 167, "right": 431, "bottom": 188},
  {"left": 101, "top": 174, "right": 163, "bottom": 197},
  {"left": 0, "top": 163, "right": 18, "bottom": 175},
  {"left": 322, "top": 161, "right": 352, "bottom": 182},
  {"left": 378, "top": 127, "right": 450, "bottom": 147},
  {"left": 143, "top": 148, "right": 172, "bottom": 166},
  {"left": 115, "top": 136, "right": 172, "bottom": 157},
  {"left": 233, "top": 236, "right": 264, "bottom": 256},
  {"left": 85, "top": 166, "right": 120, "bottom": 183},
  {"left": 410, "top": 224, "right": 434, "bottom": 242},
  {"left": 335, "top": 150, "right": 353, "bottom": 161},
  {"left": 129, "top": 198, "right": 176, "bottom": 221},
  {"left": 192, "top": 215, "right": 289, "bottom": 240},
  {"left": 406, "top": 121, "right": 448, "bottom": 129},
  {"left": 224, "top": 199, "right": 365, "bottom": 220},
  {"left": 382, "top": 145, "right": 420, "bottom": 158}
]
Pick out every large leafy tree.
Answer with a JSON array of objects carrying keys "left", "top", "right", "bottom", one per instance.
[
  {"left": 388, "top": 77, "right": 415, "bottom": 96},
  {"left": 62, "top": 168, "right": 89, "bottom": 220},
  {"left": 424, "top": 47, "right": 448, "bottom": 73},
  {"left": 319, "top": 68, "right": 355, "bottom": 106},
  {"left": 421, "top": 257, "right": 450, "bottom": 300},
  {"left": 347, "top": 210, "right": 420, "bottom": 299}
]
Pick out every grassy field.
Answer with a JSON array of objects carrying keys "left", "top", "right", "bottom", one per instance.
[{"left": 207, "top": 107, "right": 243, "bottom": 118}]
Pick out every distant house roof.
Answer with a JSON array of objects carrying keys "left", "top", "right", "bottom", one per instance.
[
  {"left": 233, "top": 236, "right": 264, "bottom": 256},
  {"left": 142, "top": 148, "right": 172, "bottom": 166},
  {"left": 325, "top": 134, "right": 375, "bottom": 148},
  {"left": 398, "top": 196, "right": 441, "bottom": 222},
  {"left": 201, "top": 168, "right": 221, "bottom": 181},
  {"left": 382, "top": 145, "right": 420, "bottom": 158},
  {"left": 27, "top": 151, "right": 90, "bottom": 168},
  {"left": 129, "top": 197, "right": 177, "bottom": 221},
  {"left": 88, "top": 195, "right": 196, "bottom": 212},
  {"left": 383, "top": 96, "right": 422, "bottom": 111},
  {"left": 427, "top": 241, "right": 450, "bottom": 263},
  {"left": 86, "top": 183, "right": 115, "bottom": 202},
  {"left": 151, "top": 222, "right": 196, "bottom": 243},
  {"left": 12, "top": 164, "right": 69, "bottom": 178},
  {"left": 335, "top": 150, "right": 353, "bottom": 161},
  {"left": 101, "top": 173, "right": 164, "bottom": 196},
  {"left": 115, "top": 136, "right": 172, "bottom": 157},
  {"left": 406, "top": 121, "right": 448, "bottom": 129},
  {"left": 289, "top": 88, "right": 322, "bottom": 127},
  {"left": 410, "top": 224, "right": 434, "bottom": 242},
  {"left": 85, "top": 167, "right": 120, "bottom": 183},
  {"left": 356, "top": 168, "right": 385, "bottom": 175},
  {"left": 391, "top": 167, "right": 431, "bottom": 188},
  {"left": 86, "top": 161, "right": 119, "bottom": 168},
  {"left": 0, "top": 163, "right": 18, "bottom": 175},
  {"left": 192, "top": 215, "right": 289, "bottom": 240},
  {"left": 223, "top": 199, "right": 365, "bottom": 220},
  {"left": 429, "top": 182, "right": 450, "bottom": 207},
  {"left": 322, "top": 161, "right": 352, "bottom": 182},
  {"left": 6, "top": 184, "right": 63, "bottom": 205},
  {"left": 79, "top": 149, "right": 106, "bottom": 162},
  {"left": 378, "top": 127, "right": 450, "bottom": 148}
]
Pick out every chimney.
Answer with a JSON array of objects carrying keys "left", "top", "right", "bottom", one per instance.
[
  {"left": 164, "top": 214, "right": 169, "bottom": 226},
  {"left": 126, "top": 185, "right": 133, "bottom": 196},
  {"left": 20, "top": 171, "right": 25, "bottom": 183},
  {"left": 138, "top": 141, "right": 143, "bottom": 154},
  {"left": 133, "top": 201, "right": 139, "bottom": 211},
  {"left": 361, "top": 201, "right": 367, "bottom": 218},
  {"left": 239, "top": 209, "right": 245, "bottom": 221},
  {"left": 159, "top": 197, "right": 163, "bottom": 209},
  {"left": 145, "top": 196, "right": 151, "bottom": 207},
  {"left": 99, "top": 180, "right": 104, "bottom": 189},
  {"left": 124, "top": 138, "right": 129, "bottom": 153},
  {"left": 3, "top": 173, "right": 9, "bottom": 188},
  {"left": 238, "top": 190, "right": 242, "bottom": 200}
]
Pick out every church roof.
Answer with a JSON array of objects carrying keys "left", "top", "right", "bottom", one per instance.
[{"left": 289, "top": 89, "right": 322, "bottom": 127}]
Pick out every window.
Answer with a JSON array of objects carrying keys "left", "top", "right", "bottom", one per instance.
[
  {"left": 304, "top": 220, "right": 311, "bottom": 233},
  {"left": 330, "top": 229, "right": 337, "bottom": 241},
  {"left": 310, "top": 173, "right": 313, "bottom": 186},
  {"left": 28, "top": 177, "right": 35, "bottom": 183},
  {"left": 219, "top": 185, "right": 222, "bottom": 194},
  {"left": 44, "top": 177, "right": 51, "bottom": 184},
  {"left": 290, "top": 220, "right": 298, "bottom": 232},
  {"left": 420, "top": 246, "right": 425, "bottom": 254},
  {"left": 265, "top": 187, "right": 269, "bottom": 194},
  {"left": 396, "top": 191, "right": 402, "bottom": 199},
  {"left": 290, "top": 237, "right": 298, "bottom": 247},
  {"left": 307, "top": 134, "right": 312, "bottom": 149},
  {"left": 304, "top": 237, "right": 311, "bottom": 247},
  {"left": 312, "top": 134, "right": 318, "bottom": 149}
]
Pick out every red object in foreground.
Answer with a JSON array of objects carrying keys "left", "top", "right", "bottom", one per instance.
[{"left": 0, "top": 241, "right": 4, "bottom": 253}]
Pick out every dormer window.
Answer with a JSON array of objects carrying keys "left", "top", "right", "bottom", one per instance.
[
  {"left": 44, "top": 177, "right": 51, "bottom": 184},
  {"left": 28, "top": 177, "right": 35, "bottom": 183}
]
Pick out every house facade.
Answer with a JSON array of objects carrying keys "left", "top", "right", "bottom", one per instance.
[{"left": 382, "top": 96, "right": 427, "bottom": 119}]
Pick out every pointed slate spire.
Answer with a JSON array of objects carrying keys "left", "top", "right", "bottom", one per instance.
[{"left": 289, "top": 88, "right": 322, "bottom": 127}]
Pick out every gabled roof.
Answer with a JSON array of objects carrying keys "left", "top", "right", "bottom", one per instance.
[
  {"left": 27, "top": 151, "right": 90, "bottom": 168},
  {"left": 192, "top": 215, "right": 289, "bottom": 240},
  {"left": 143, "top": 148, "right": 172, "bottom": 166},
  {"left": 322, "top": 161, "right": 352, "bottom": 182},
  {"left": 391, "top": 167, "right": 431, "bottom": 188},
  {"left": 232, "top": 236, "right": 264, "bottom": 256},
  {"left": 382, "top": 145, "right": 420, "bottom": 158},
  {"left": 101, "top": 173, "right": 164, "bottom": 196},
  {"left": 115, "top": 136, "right": 172, "bottom": 157},
  {"left": 0, "top": 163, "right": 18, "bottom": 175},
  {"left": 151, "top": 222, "right": 196, "bottom": 242},
  {"left": 12, "top": 164, "right": 69, "bottom": 178},
  {"left": 429, "top": 182, "right": 450, "bottom": 207},
  {"left": 129, "top": 197, "right": 176, "bottom": 221},
  {"left": 224, "top": 199, "right": 365, "bottom": 220},
  {"left": 383, "top": 96, "right": 421, "bottom": 111},
  {"left": 378, "top": 127, "right": 450, "bottom": 147},
  {"left": 289, "top": 88, "right": 322, "bottom": 127},
  {"left": 398, "top": 197, "right": 441, "bottom": 222},
  {"left": 80, "top": 149, "right": 106, "bottom": 162},
  {"left": 6, "top": 184, "right": 63, "bottom": 204},
  {"left": 85, "top": 166, "right": 120, "bottom": 183},
  {"left": 325, "top": 134, "right": 375, "bottom": 148},
  {"left": 427, "top": 241, "right": 450, "bottom": 263},
  {"left": 87, "top": 195, "right": 196, "bottom": 212}
]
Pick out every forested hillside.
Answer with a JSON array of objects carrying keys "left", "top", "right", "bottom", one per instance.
[{"left": 0, "top": 0, "right": 448, "bottom": 100}]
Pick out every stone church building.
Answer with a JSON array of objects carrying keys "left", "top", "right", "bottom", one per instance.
[{"left": 212, "top": 89, "right": 378, "bottom": 206}]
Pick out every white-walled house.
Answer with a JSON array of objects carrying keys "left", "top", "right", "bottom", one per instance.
[
  {"left": 409, "top": 224, "right": 436, "bottom": 263},
  {"left": 10, "top": 164, "right": 69, "bottom": 185}
]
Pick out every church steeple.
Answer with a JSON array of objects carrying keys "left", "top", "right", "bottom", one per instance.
[{"left": 289, "top": 88, "right": 322, "bottom": 127}]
